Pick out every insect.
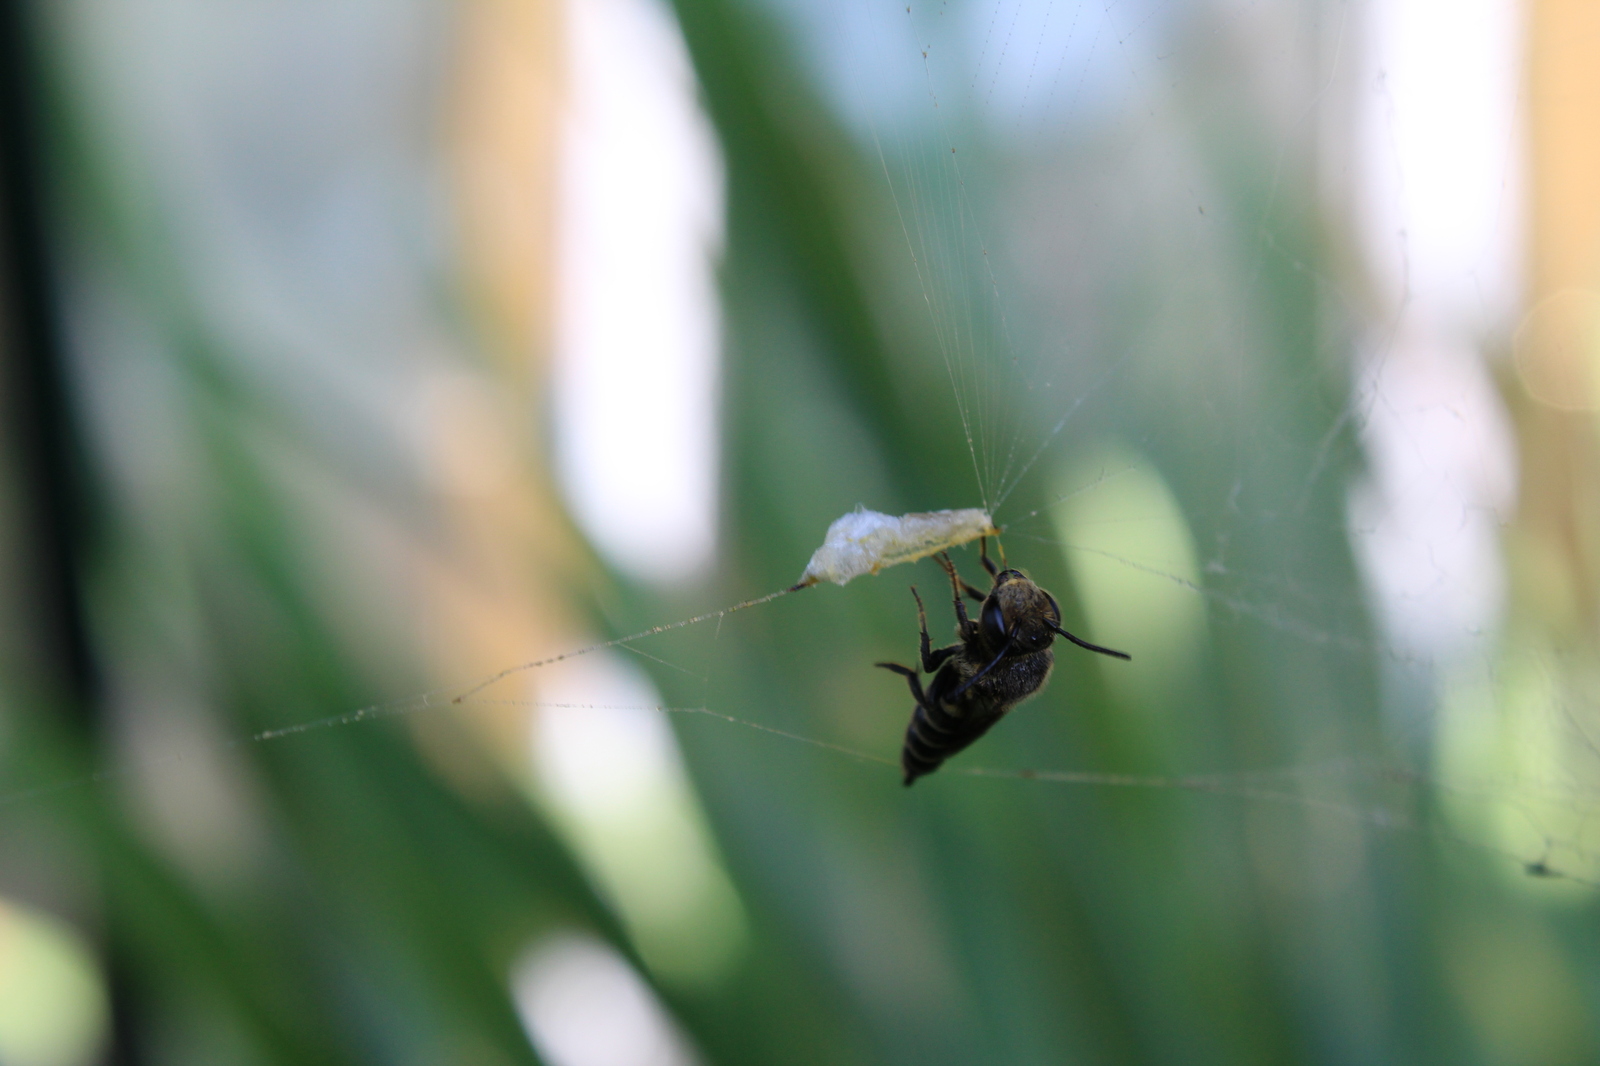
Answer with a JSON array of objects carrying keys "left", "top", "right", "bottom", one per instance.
[{"left": 876, "top": 540, "right": 1130, "bottom": 785}]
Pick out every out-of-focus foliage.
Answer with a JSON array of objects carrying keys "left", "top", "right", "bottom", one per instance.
[{"left": 1, "top": 0, "right": 1598, "bottom": 1064}]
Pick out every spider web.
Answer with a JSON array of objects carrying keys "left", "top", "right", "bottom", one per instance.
[
  {"left": 655, "top": 0, "right": 1590, "bottom": 891},
  {"left": 22, "top": 0, "right": 1596, "bottom": 908}
]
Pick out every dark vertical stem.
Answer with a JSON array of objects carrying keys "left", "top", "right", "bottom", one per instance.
[
  {"left": 0, "top": 2, "right": 142, "bottom": 1063},
  {"left": 0, "top": 0, "right": 92, "bottom": 691}
]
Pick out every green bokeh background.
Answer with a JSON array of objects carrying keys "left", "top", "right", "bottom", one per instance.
[{"left": 2, "top": 0, "right": 1596, "bottom": 1064}]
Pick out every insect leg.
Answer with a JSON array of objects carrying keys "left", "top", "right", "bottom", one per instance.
[
  {"left": 912, "top": 585, "right": 931, "bottom": 661},
  {"left": 874, "top": 661, "right": 931, "bottom": 709},
  {"left": 909, "top": 586, "right": 960, "bottom": 672},
  {"left": 977, "top": 535, "right": 999, "bottom": 578},
  {"left": 936, "top": 552, "right": 981, "bottom": 622}
]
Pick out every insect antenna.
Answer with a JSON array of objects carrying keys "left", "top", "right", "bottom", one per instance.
[{"left": 1050, "top": 624, "right": 1131, "bottom": 661}]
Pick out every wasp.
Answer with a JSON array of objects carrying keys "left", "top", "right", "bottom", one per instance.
[{"left": 876, "top": 540, "right": 1130, "bottom": 785}]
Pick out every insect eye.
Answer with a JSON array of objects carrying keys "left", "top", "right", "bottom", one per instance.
[{"left": 981, "top": 599, "right": 1008, "bottom": 646}]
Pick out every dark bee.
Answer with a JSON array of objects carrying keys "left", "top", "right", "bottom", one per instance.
[{"left": 876, "top": 540, "right": 1130, "bottom": 785}]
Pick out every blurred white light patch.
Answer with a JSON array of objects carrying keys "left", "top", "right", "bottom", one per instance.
[
  {"left": 530, "top": 653, "right": 747, "bottom": 987},
  {"left": 1357, "top": 0, "right": 1523, "bottom": 330},
  {"left": 0, "top": 899, "right": 108, "bottom": 1066},
  {"left": 1349, "top": 0, "right": 1522, "bottom": 657},
  {"left": 554, "top": 0, "right": 724, "bottom": 583},
  {"left": 513, "top": 932, "right": 701, "bottom": 1066},
  {"left": 1348, "top": 343, "right": 1517, "bottom": 655}
]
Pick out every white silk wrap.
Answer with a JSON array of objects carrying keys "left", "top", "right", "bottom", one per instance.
[{"left": 797, "top": 507, "right": 998, "bottom": 587}]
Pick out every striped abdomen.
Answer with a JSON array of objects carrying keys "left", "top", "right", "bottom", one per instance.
[{"left": 901, "top": 651, "right": 1053, "bottom": 785}]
